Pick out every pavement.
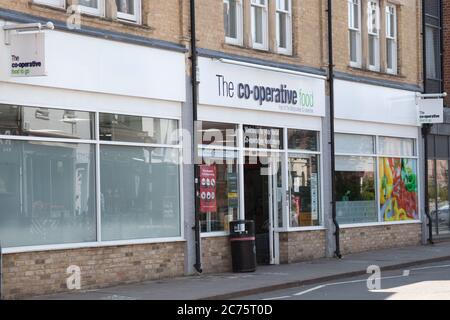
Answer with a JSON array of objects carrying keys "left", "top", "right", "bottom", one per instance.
[
  {"left": 237, "top": 260, "right": 450, "bottom": 300},
  {"left": 34, "top": 241, "right": 450, "bottom": 300}
]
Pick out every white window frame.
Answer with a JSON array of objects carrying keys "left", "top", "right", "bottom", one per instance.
[
  {"left": 335, "top": 133, "right": 421, "bottom": 227},
  {"left": 0, "top": 104, "right": 185, "bottom": 253},
  {"left": 33, "top": 0, "right": 65, "bottom": 8},
  {"left": 386, "top": 4, "right": 398, "bottom": 75},
  {"left": 224, "top": 0, "right": 244, "bottom": 46},
  {"left": 367, "top": 0, "right": 380, "bottom": 71},
  {"left": 116, "top": 0, "right": 142, "bottom": 24},
  {"left": 276, "top": 0, "right": 293, "bottom": 55},
  {"left": 78, "top": 0, "right": 105, "bottom": 17},
  {"left": 251, "top": 0, "right": 269, "bottom": 51},
  {"left": 348, "top": 0, "right": 362, "bottom": 68}
]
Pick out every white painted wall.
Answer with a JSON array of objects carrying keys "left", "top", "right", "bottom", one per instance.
[
  {"left": 334, "top": 79, "right": 419, "bottom": 127},
  {"left": 0, "top": 21, "right": 186, "bottom": 103}
]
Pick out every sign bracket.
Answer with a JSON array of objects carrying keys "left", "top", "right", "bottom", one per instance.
[{"left": 3, "top": 22, "right": 54, "bottom": 45}]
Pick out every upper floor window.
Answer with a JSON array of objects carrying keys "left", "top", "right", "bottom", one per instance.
[
  {"left": 348, "top": 0, "right": 362, "bottom": 67},
  {"left": 367, "top": 0, "right": 380, "bottom": 71},
  {"left": 116, "top": 0, "right": 141, "bottom": 23},
  {"left": 251, "top": 0, "right": 269, "bottom": 50},
  {"left": 276, "top": 0, "right": 292, "bottom": 55},
  {"left": 78, "top": 0, "right": 105, "bottom": 16},
  {"left": 33, "top": 0, "right": 65, "bottom": 8},
  {"left": 224, "top": 0, "right": 243, "bottom": 45},
  {"left": 386, "top": 4, "right": 397, "bottom": 74}
]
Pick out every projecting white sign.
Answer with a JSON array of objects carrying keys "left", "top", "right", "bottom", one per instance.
[
  {"left": 10, "top": 32, "right": 46, "bottom": 77},
  {"left": 418, "top": 98, "right": 444, "bottom": 124},
  {"left": 198, "top": 57, "right": 326, "bottom": 117}
]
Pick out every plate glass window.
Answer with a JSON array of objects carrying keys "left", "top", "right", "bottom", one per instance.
[
  {"left": 251, "top": 0, "right": 269, "bottom": 50},
  {"left": 348, "top": 0, "right": 362, "bottom": 67},
  {"left": 276, "top": 0, "right": 292, "bottom": 55}
]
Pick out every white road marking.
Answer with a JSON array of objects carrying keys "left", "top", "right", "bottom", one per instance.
[
  {"left": 260, "top": 263, "right": 450, "bottom": 300},
  {"left": 410, "top": 264, "right": 450, "bottom": 272},
  {"left": 262, "top": 296, "right": 292, "bottom": 301},
  {"left": 293, "top": 285, "right": 326, "bottom": 296}
]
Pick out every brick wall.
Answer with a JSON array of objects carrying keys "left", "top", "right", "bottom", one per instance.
[
  {"left": 340, "top": 223, "right": 422, "bottom": 255},
  {"left": 332, "top": 0, "right": 422, "bottom": 87},
  {"left": 2, "top": 241, "right": 185, "bottom": 300},
  {"left": 0, "top": 0, "right": 188, "bottom": 45},
  {"left": 201, "top": 236, "right": 232, "bottom": 274},
  {"left": 195, "top": 0, "right": 325, "bottom": 70},
  {"left": 279, "top": 230, "right": 326, "bottom": 264}
]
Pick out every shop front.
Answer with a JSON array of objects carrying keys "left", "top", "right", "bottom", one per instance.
[
  {"left": 334, "top": 79, "right": 424, "bottom": 254},
  {"left": 426, "top": 108, "right": 450, "bottom": 238},
  {"left": 197, "top": 57, "right": 327, "bottom": 271},
  {"left": 0, "top": 18, "right": 187, "bottom": 299}
]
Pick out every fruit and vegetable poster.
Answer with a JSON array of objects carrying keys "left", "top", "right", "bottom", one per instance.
[
  {"left": 200, "top": 165, "right": 217, "bottom": 213},
  {"left": 379, "top": 158, "right": 418, "bottom": 221}
]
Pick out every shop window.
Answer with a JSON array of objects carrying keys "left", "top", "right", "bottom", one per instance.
[
  {"left": 33, "top": 0, "right": 65, "bottom": 8},
  {"left": 288, "top": 129, "right": 319, "bottom": 151},
  {"left": 251, "top": 0, "right": 269, "bottom": 50},
  {"left": 429, "top": 160, "right": 450, "bottom": 236},
  {"left": 0, "top": 104, "right": 95, "bottom": 140},
  {"left": 335, "top": 156, "right": 378, "bottom": 224},
  {"left": 197, "top": 121, "right": 238, "bottom": 148},
  {"left": 336, "top": 133, "right": 419, "bottom": 225},
  {"left": 243, "top": 125, "right": 283, "bottom": 150},
  {"left": 116, "top": 0, "right": 141, "bottom": 23},
  {"left": 288, "top": 155, "right": 320, "bottom": 227},
  {"left": 224, "top": 0, "right": 243, "bottom": 45},
  {"left": 379, "top": 158, "right": 418, "bottom": 221},
  {"left": 99, "top": 113, "right": 179, "bottom": 145},
  {"left": 276, "top": 0, "right": 292, "bottom": 55},
  {"left": 100, "top": 146, "right": 180, "bottom": 241},
  {"left": 0, "top": 140, "right": 96, "bottom": 248},
  {"left": 385, "top": 5, "right": 397, "bottom": 74},
  {"left": 335, "top": 133, "right": 375, "bottom": 155},
  {"left": 368, "top": 0, "right": 380, "bottom": 71},
  {"left": 198, "top": 149, "right": 239, "bottom": 233},
  {"left": 378, "top": 136, "right": 415, "bottom": 157},
  {"left": 348, "top": 0, "right": 362, "bottom": 67}
]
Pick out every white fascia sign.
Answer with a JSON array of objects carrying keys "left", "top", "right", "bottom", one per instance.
[
  {"left": 198, "top": 57, "right": 326, "bottom": 117},
  {"left": 10, "top": 32, "right": 46, "bottom": 77},
  {"left": 418, "top": 98, "right": 444, "bottom": 124}
]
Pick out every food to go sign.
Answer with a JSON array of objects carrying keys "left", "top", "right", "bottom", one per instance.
[{"left": 10, "top": 32, "right": 46, "bottom": 77}]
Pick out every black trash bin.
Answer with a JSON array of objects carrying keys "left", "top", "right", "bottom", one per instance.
[{"left": 229, "top": 220, "right": 257, "bottom": 273}]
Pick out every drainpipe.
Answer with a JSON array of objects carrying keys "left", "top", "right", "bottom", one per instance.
[
  {"left": 421, "top": 0, "right": 436, "bottom": 244},
  {"left": 190, "top": 0, "right": 202, "bottom": 273},
  {"left": 0, "top": 243, "right": 3, "bottom": 300},
  {"left": 327, "top": 0, "right": 342, "bottom": 258}
]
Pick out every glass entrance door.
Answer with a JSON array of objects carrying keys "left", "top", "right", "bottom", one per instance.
[
  {"left": 244, "top": 151, "right": 282, "bottom": 265},
  {"left": 429, "top": 159, "right": 450, "bottom": 237}
]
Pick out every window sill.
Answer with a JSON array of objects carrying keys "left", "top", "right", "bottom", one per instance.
[
  {"left": 347, "top": 65, "right": 406, "bottom": 79},
  {"left": 2, "top": 237, "right": 187, "bottom": 254},
  {"left": 30, "top": 2, "right": 150, "bottom": 31},
  {"left": 340, "top": 220, "right": 422, "bottom": 229},
  {"left": 222, "top": 43, "right": 297, "bottom": 59},
  {"left": 201, "top": 231, "right": 229, "bottom": 238}
]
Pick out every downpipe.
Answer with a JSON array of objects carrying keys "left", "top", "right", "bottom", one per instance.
[
  {"left": 327, "top": 0, "right": 342, "bottom": 259},
  {"left": 190, "top": 0, "right": 202, "bottom": 274}
]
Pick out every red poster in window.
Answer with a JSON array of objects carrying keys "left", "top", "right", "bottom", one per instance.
[{"left": 199, "top": 165, "right": 217, "bottom": 213}]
